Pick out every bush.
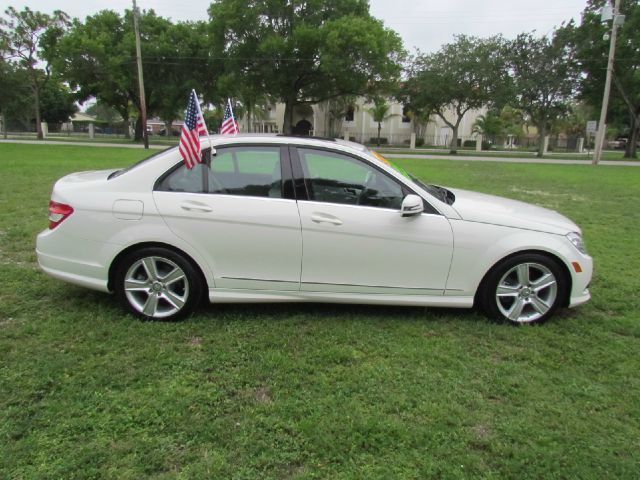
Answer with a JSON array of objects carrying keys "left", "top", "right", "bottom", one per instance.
[
  {"left": 463, "top": 140, "right": 475, "bottom": 148},
  {"left": 369, "top": 137, "right": 388, "bottom": 145},
  {"left": 416, "top": 138, "right": 425, "bottom": 147}
]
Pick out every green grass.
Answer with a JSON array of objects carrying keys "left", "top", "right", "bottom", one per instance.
[{"left": 1, "top": 144, "right": 639, "bottom": 479}]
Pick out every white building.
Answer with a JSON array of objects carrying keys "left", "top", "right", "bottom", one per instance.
[{"left": 242, "top": 97, "right": 486, "bottom": 146}]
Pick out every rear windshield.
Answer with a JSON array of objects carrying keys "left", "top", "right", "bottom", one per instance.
[{"left": 108, "top": 148, "right": 172, "bottom": 180}]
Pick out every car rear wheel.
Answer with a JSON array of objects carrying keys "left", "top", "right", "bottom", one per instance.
[
  {"left": 479, "top": 253, "right": 568, "bottom": 324},
  {"left": 114, "top": 247, "right": 202, "bottom": 321}
]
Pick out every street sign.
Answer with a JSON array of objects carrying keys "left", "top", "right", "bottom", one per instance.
[{"left": 587, "top": 121, "right": 598, "bottom": 134}]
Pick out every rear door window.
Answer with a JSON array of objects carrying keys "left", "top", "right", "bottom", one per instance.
[{"left": 156, "top": 146, "right": 284, "bottom": 199}]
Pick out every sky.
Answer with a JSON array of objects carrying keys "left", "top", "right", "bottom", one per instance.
[{"left": 9, "top": 0, "right": 588, "bottom": 53}]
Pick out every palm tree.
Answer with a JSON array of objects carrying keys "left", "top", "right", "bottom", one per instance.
[
  {"left": 472, "top": 112, "right": 503, "bottom": 138},
  {"left": 366, "top": 97, "right": 398, "bottom": 146}
]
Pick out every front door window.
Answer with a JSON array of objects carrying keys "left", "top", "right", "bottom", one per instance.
[{"left": 297, "top": 148, "right": 404, "bottom": 209}]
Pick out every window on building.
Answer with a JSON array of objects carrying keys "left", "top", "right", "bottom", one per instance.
[
  {"left": 402, "top": 105, "right": 411, "bottom": 123},
  {"left": 345, "top": 105, "right": 355, "bottom": 123}
]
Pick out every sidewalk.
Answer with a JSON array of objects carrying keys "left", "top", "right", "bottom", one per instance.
[
  {"left": 383, "top": 153, "right": 640, "bottom": 167},
  {"left": 0, "top": 139, "right": 168, "bottom": 150}
]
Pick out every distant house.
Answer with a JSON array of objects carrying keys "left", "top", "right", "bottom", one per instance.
[
  {"left": 61, "top": 112, "right": 98, "bottom": 132},
  {"left": 147, "top": 118, "right": 184, "bottom": 136}
]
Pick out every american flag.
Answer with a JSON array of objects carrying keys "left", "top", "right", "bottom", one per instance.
[
  {"left": 220, "top": 99, "right": 239, "bottom": 135},
  {"left": 179, "top": 90, "right": 208, "bottom": 169}
]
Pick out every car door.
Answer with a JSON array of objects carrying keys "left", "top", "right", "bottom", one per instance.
[
  {"left": 153, "top": 145, "right": 302, "bottom": 291},
  {"left": 292, "top": 146, "right": 454, "bottom": 295}
]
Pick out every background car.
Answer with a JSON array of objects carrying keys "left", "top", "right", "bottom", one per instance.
[{"left": 36, "top": 135, "right": 592, "bottom": 324}]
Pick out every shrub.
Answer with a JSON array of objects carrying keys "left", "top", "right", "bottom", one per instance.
[{"left": 369, "top": 137, "right": 388, "bottom": 145}]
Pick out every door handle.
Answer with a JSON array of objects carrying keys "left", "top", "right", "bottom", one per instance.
[
  {"left": 310, "top": 213, "right": 343, "bottom": 225},
  {"left": 180, "top": 201, "right": 213, "bottom": 212}
]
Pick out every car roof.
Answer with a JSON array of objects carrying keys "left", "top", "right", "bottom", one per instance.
[{"left": 199, "top": 134, "right": 369, "bottom": 156}]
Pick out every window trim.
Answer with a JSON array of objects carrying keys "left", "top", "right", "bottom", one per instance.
[
  {"left": 290, "top": 145, "right": 440, "bottom": 215},
  {"left": 153, "top": 143, "right": 295, "bottom": 201}
]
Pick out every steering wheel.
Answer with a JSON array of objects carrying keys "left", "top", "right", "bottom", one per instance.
[{"left": 357, "top": 171, "right": 376, "bottom": 205}]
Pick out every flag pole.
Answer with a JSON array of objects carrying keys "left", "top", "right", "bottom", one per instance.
[
  {"left": 193, "top": 89, "right": 214, "bottom": 158},
  {"left": 228, "top": 98, "right": 238, "bottom": 135}
]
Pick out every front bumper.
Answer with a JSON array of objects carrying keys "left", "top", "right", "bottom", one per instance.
[{"left": 567, "top": 253, "right": 593, "bottom": 309}]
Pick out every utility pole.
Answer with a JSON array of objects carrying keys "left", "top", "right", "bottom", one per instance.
[
  {"left": 132, "top": 0, "right": 149, "bottom": 149},
  {"left": 593, "top": 0, "right": 623, "bottom": 165}
]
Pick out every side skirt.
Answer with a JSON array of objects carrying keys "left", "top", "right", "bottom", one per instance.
[{"left": 208, "top": 288, "right": 474, "bottom": 308}]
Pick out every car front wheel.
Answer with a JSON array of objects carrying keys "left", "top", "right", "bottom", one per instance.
[
  {"left": 479, "top": 253, "right": 568, "bottom": 324},
  {"left": 114, "top": 247, "right": 202, "bottom": 321}
]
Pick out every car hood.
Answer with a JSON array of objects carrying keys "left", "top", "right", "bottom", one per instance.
[{"left": 447, "top": 187, "right": 580, "bottom": 235}]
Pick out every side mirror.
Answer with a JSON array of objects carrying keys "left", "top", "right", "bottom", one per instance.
[{"left": 400, "top": 194, "right": 424, "bottom": 217}]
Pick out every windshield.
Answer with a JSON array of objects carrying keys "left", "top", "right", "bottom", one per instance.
[{"left": 367, "top": 149, "right": 455, "bottom": 205}]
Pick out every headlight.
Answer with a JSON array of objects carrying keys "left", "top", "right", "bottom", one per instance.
[{"left": 567, "top": 232, "right": 587, "bottom": 254}]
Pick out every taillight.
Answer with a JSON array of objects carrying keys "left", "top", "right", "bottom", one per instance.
[{"left": 48, "top": 201, "right": 74, "bottom": 229}]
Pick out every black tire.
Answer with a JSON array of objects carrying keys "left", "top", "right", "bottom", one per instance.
[
  {"left": 114, "top": 247, "right": 203, "bottom": 321},
  {"left": 478, "top": 253, "right": 568, "bottom": 325}
]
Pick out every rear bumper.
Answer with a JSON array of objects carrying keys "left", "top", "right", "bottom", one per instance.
[{"left": 36, "top": 229, "right": 111, "bottom": 292}]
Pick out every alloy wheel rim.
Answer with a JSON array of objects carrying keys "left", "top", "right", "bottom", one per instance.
[
  {"left": 496, "top": 262, "right": 558, "bottom": 323},
  {"left": 124, "top": 256, "right": 189, "bottom": 318}
]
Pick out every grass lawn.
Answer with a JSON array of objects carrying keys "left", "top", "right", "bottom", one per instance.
[{"left": 1, "top": 144, "right": 639, "bottom": 479}]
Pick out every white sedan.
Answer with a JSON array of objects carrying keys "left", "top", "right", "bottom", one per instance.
[{"left": 36, "top": 135, "right": 592, "bottom": 324}]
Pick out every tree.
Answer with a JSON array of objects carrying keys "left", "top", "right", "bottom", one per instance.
[
  {"left": 0, "top": 61, "right": 30, "bottom": 137},
  {"left": 367, "top": 97, "right": 397, "bottom": 146},
  {"left": 507, "top": 31, "right": 578, "bottom": 157},
  {"left": 404, "top": 35, "right": 509, "bottom": 153},
  {"left": 48, "top": 11, "right": 212, "bottom": 141},
  {"left": 209, "top": 0, "right": 404, "bottom": 135},
  {"left": 39, "top": 76, "right": 77, "bottom": 124},
  {"left": 46, "top": 11, "right": 133, "bottom": 136},
  {"left": 322, "top": 96, "right": 357, "bottom": 137},
  {"left": 500, "top": 106, "right": 526, "bottom": 137},
  {"left": 0, "top": 7, "right": 69, "bottom": 139},
  {"left": 566, "top": 0, "right": 640, "bottom": 158},
  {"left": 472, "top": 112, "right": 503, "bottom": 139}
]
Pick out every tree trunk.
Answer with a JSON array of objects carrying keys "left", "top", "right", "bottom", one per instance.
[
  {"left": 537, "top": 123, "right": 546, "bottom": 158},
  {"left": 624, "top": 113, "right": 638, "bottom": 159},
  {"left": 34, "top": 83, "right": 43, "bottom": 140},
  {"left": 134, "top": 116, "right": 143, "bottom": 141},
  {"left": 283, "top": 99, "right": 294, "bottom": 135},
  {"left": 124, "top": 122, "right": 131, "bottom": 139},
  {"left": 449, "top": 125, "right": 459, "bottom": 154},
  {"left": 377, "top": 122, "right": 381, "bottom": 146},
  {"left": 628, "top": 122, "right": 638, "bottom": 159},
  {"left": 1, "top": 113, "right": 7, "bottom": 139},
  {"left": 164, "top": 120, "right": 172, "bottom": 137},
  {"left": 247, "top": 105, "right": 252, "bottom": 134}
]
